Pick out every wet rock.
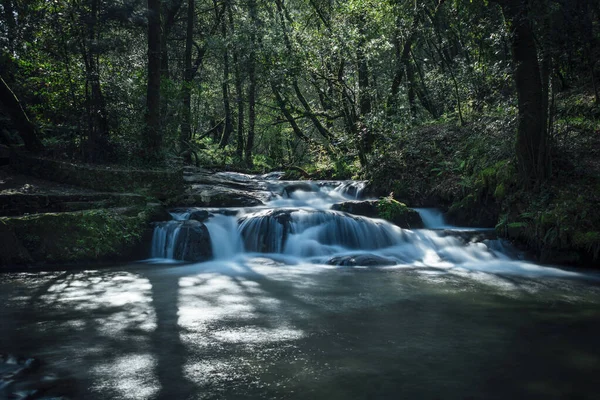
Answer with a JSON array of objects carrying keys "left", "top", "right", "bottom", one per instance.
[
  {"left": 332, "top": 199, "right": 424, "bottom": 229},
  {"left": 174, "top": 220, "right": 213, "bottom": 262},
  {"left": 239, "top": 209, "right": 294, "bottom": 253},
  {"left": 331, "top": 200, "right": 379, "bottom": 218},
  {"left": 327, "top": 254, "right": 397, "bottom": 267},
  {"left": 188, "top": 209, "right": 210, "bottom": 222},
  {"left": 283, "top": 182, "right": 317, "bottom": 197}
]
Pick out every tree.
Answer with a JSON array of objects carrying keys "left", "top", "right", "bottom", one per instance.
[
  {"left": 497, "top": 0, "right": 549, "bottom": 186},
  {"left": 0, "top": 76, "right": 44, "bottom": 152},
  {"left": 144, "top": 0, "right": 162, "bottom": 161}
]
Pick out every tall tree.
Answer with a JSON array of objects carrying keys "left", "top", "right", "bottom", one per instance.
[
  {"left": 144, "top": 0, "right": 162, "bottom": 161},
  {"left": 180, "top": 0, "right": 194, "bottom": 156},
  {"left": 219, "top": 0, "right": 234, "bottom": 148},
  {"left": 498, "top": 0, "right": 549, "bottom": 185},
  {"left": 81, "top": 0, "right": 109, "bottom": 162},
  {"left": 245, "top": 0, "right": 258, "bottom": 167}
]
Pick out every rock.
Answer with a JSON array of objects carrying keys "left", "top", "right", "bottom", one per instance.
[
  {"left": 173, "top": 185, "right": 265, "bottom": 207},
  {"left": 283, "top": 182, "right": 317, "bottom": 197},
  {"left": 239, "top": 209, "right": 294, "bottom": 253},
  {"left": 188, "top": 209, "right": 210, "bottom": 222},
  {"left": 332, "top": 199, "right": 424, "bottom": 229},
  {"left": 144, "top": 203, "right": 173, "bottom": 223},
  {"left": 374, "top": 197, "right": 424, "bottom": 229},
  {"left": 174, "top": 220, "right": 213, "bottom": 262},
  {"left": 327, "top": 254, "right": 397, "bottom": 267},
  {"left": 331, "top": 200, "right": 379, "bottom": 218}
]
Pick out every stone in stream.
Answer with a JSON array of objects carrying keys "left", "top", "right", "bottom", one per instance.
[
  {"left": 188, "top": 209, "right": 210, "bottom": 222},
  {"left": 174, "top": 220, "right": 213, "bottom": 262},
  {"left": 282, "top": 182, "right": 317, "bottom": 197},
  {"left": 332, "top": 199, "right": 424, "bottom": 229},
  {"left": 327, "top": 254, "right": 397, "bottom": 267}
]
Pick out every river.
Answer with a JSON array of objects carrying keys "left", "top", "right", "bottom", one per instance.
[{"left": 1, "top": 174, "right": 600, "bottom": 399}]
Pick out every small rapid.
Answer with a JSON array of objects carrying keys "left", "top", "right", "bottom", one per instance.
[{"left": 149, "top": 174, "right": 588, "bottom": 279}]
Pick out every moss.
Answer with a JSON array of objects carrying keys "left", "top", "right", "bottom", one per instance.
[
  {"left": 0, "top": 206, "right": 161, "bottom": 265},
  {"left": 376, "top": 195, "right": 423, "bottom": 228},
  {"left": 377, "top": 196, "right": 410, "bottom": 220}
]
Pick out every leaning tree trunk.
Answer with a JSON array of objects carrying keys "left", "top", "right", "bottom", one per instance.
[
  {"left": 0, "top": 76, "right": 44, "bottom": 152},
  {"left": 499, "top": 0, "right": 549, "bottom": 186},
  {"left": 144, "top": 0, "right": 162, "bottom": 161}
]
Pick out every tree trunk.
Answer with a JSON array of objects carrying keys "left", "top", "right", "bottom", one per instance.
[
  {"left": 0, "top": 76, "right": 44, "bottom": 152},
  {"left": 180, "top": 0, "right": 194, "bottom": 159},
  {"left": 83, "top": 0, "right": 109, "bottom": 162},
  {"left": 271, "top": 82, "right": 309, "bottom": 142},
  {"left": 219, "top": 1, "right": 234, "bottom": 148},
  {"left": 228, "top": 3, "right": 244, "bottom": 160},
  {"left": 245, "top": 0, "right": 258, "bottom": 167},
  {"left": 144, "top": 0, "right": 162, "bottom": 161},
  {"left": 499, "top": 0, "right": 549, "bottom": 186}
]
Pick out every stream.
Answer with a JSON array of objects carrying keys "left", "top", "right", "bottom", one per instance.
[{"left": 1, "top": 173, "right": 600, "bottom": 399}]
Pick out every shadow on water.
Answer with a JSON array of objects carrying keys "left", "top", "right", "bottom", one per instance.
[{"left": 2, "top": 259, "right": 600, "bottom": 400}]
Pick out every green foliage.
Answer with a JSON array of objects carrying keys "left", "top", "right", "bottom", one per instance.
[
  {"left": 376, "top": 194, "right": 410, "bottom": 221},
  {"left": 1, "top": 207, "right": 151, "bottom": 263}
]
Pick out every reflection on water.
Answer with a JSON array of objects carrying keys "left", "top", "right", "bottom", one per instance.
[{"left": 1, "top": 261, "right": 600, "bottom": 399}]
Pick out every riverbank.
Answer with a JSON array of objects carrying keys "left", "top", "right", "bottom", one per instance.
[{"left": 367, "top": 90, "right": 600, "bottom": 267}]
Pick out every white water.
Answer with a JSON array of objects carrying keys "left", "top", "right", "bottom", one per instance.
[
  {"left": 149, "top": 176, "right": 590, "bottom": 280},
  {"left": 151, "top": 222, "right": 182, "bottom": 259}
]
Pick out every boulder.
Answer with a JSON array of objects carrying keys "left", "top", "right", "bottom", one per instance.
[
  {"left": 174, "top": 220, "right": 213, "bottom": 262},
  {"left": 327, "top": 254, "right": 397, "bottom": 267},
  {"left": 283, "top": 182, "right": 317, "bottom": 197},
  {"left": 332, "top": 198, "right": 424, "bottom": 229},
  {"left": 331, "top": 200, "right": 379, "bottom": 218},
  {"left": 188, "top": 209, "right": 210, "bottom": 222}
]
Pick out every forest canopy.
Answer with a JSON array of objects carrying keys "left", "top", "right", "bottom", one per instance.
[{"left": 0, "top": 0, "right": 598, "bottom": 184}]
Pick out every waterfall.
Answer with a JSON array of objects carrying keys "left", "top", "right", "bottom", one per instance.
[
  {"left": 205, "top": 215, "right": 244, "bottom": 259},
  {"left": 414, "top": 208, "right": 449, "bottom": 229},
  {"left": 148, "top": 173, "right": 524, "bottom": 271},
  {"left": 151, "top": 222, "right": 182, "bottom": 259}
]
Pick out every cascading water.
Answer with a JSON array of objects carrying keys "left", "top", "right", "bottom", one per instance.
[
  {"left": 148, "top": 173, "right": 574, "bottom": 278},
  {"left": 151, "top": 221, "right": 182, "bottom": 259}
]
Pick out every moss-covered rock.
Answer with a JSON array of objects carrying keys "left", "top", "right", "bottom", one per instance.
[
  {"left": 0, "top": 204, "right": 170, "bottom": 267},
  {"left": 332, "top": 198, "right": 423, "bottom": 229},
  {"left": 376, "top": 196, "right": 424, "bottom": 229}
]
